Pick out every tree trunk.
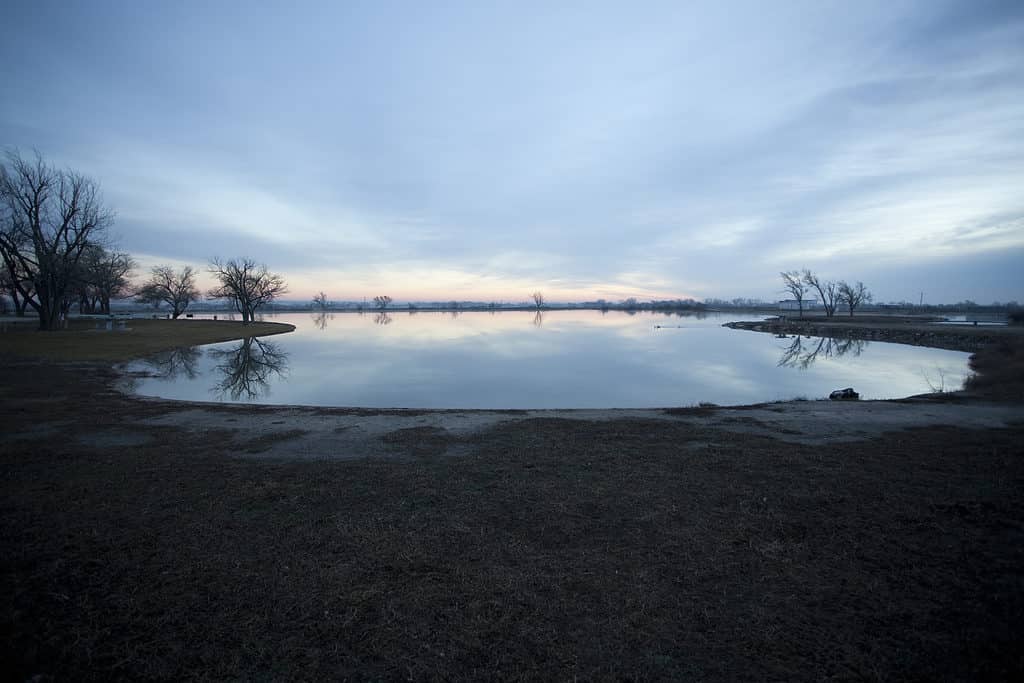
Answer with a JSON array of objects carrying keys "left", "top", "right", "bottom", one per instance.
[
  {"left": 38, "top": 301, "right": 60, "bottom": 331},
  {"left": 36, "top": 282, "right": 57, "bottom": 330},
  {"left": 10, "top": 286, "right": 26, "bottom": 316}
]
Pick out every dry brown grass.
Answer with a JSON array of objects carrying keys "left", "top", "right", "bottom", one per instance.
[
  {"left": 1, "top": 323, "right": 1023, "bottom": 680},
  {"left": 1, "top": 360, "right": 1023, "bottom": 680},
  {"left": 0, "top": 318, "right": 294, "bottom": 361},
  {"left": 965, "top": 339, "right": 1024, "bottom": 401}
]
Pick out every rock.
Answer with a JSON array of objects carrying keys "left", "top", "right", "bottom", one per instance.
[{"left": 829, "top": 387, "right": 860, "bottom": 400}]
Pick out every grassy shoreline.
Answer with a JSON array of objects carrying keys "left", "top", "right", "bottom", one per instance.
[
  {"left": 0, "top": 318, "right": 295, "bottom": 361},
  {"left": 724, "top": 314, "right": 1023, "bottom": 353}
]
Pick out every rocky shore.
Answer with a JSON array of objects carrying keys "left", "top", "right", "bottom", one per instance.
[{"left": 723, "top": 316, "right": 1018, "bottom": 353}]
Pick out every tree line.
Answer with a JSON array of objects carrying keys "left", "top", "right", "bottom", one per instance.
[
  {"left": 780, "top": 269, "right": 871, "bottom": 318},
  {"left": 0, "top": 150, "right": 287, "bottom": 329}
]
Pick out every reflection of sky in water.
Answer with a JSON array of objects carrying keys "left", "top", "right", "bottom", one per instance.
[{"left": 125, "top": 311, "right": 972, "bottom": 408}]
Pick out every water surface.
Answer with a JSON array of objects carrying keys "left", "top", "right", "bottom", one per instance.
[{"left": 125, "top": 311, "right": 970, "bottom": 408}]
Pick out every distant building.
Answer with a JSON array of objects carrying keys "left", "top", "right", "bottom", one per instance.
[{"left": 778, "top": 299, "right": 819, "bottom": 311}]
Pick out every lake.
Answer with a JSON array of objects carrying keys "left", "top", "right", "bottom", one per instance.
[{"left": 124, "top": 311, "right": 971, "bottom": 409}]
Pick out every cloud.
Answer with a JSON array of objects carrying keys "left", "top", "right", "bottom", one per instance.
[{"left": 1, "top": 0, "right": 1022, "bottom": 302}]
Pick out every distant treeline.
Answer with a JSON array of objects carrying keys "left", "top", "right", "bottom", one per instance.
[
  {"left": 297, "top": 296, "right": 776, "bottom": 313},
  {"left": 873, "top": 301, "right": 1021, "bottom": 316},
  {"left": 111, "top": 297, "right": 729, "bottom": 314},
  {"left": 52, "top": 295, "right": 1022, "bottom": 322},
  {"left": 877, "top": 300, "right": 1020, "bottom": 311}
]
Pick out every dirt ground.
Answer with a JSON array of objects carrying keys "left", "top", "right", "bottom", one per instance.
[{"left": 1, "top": 335, "right": 1023, "bottom": 680}]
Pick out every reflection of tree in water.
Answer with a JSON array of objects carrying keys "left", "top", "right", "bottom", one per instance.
[
  {"left": 777, "top": 335, "right": 868, "bottom": 369},
  {"left": 209, "top": 337, "right": 289, "bottom": 400},
  {"left": 662, "top": 310, "right": 708, "bottom": 320},
  {"left": 220, "top": 312, "right": 266, "bottom": 323},
  {"left": 533, "top": 310, "right": 544, "bottom": 327},
  {"left": 311, "top": 310, "right": 334, "bottom": 330},
  {"left": 374, "top": 312, "right": 392, "bottom": 325},
  {"left": 919, "top": 365, "right": 960, "bottom": 393},
  {"left": 144, "top": 346, "right": 202, "bottom": 380}
]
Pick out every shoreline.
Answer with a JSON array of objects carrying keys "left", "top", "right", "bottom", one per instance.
[
  {"left": 3, "top": 313, "right": 1018, "bottom": 410},
  {"left": 0, "top": 318, "right": 295, "bottom": 361},
  {"left": 1, "top": 315, "right": 1018, "bottom": 454},
  {"left": 2, "top": 319, "right": 1022, "bottom": 679},
  {"left": 1, "top": 314, "right": 1018, "bottom": 411},
  {"left": 723, "top": 315, "right": 1022, "bottom": 353}
]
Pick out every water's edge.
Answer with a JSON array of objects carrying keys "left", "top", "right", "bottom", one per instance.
[{"left": 723, "top": 319, "right": 1004, "bottom": 353}]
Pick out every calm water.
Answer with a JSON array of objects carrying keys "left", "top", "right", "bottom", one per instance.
[{"left": 124, "top": 311, "right": 971, "bottom": 408}]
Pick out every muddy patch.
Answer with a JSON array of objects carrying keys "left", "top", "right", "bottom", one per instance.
[
  {"left": 0, "top": 421, "right": 77, "bottom": 443},
  {"left": 75, "top": 430, "right": 154, "bottom": 449},
  {"left": 134, "top": 399, "right": 1023, "bottom": 456},
  {"left": 381, "top": 425, "right": 457, "bottom": 457},
  {"left": 240, "top": 429, "right": 310, "bottom": 454}
]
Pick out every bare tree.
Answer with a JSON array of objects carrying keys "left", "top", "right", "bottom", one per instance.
[
  {"left": 373, "top": 294, "right": 392, "bottom": 310},
  {"left": 0, "top": 150, "right": 115, "bottom": 329},
  {"left": 802, "top": 269, "right": 838, "bottom": 318},
  {"left": 532, "top": 291, "right": 544, "bottom": 309},
  {"left": 69, "top": 246, "right": 99, "bottom": 314},
  {"left": 7, "top": 265, "right": 33, "bottom": 316},
  {"left": 78, "top": 247, "right": 134, "bottom": 314},
  {"left": 838, "top": 281, "right": 872, "bottom": 317},
  {"left": 780, "top": 271, "right": 807, "bottom": 317},
  {"left": 0, "top": 268, "right": 15, "bottom": 314},
  {"left": 207, "top": 257, "right": 287, "bottom": 323},
  {"left": 136, "top": 265, "right": 201, "bottom": 319},
  {"left": 311, "top": 292, "right": 332, "bottom": 328}
]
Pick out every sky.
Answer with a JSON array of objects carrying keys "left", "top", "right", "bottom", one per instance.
[{"left": 1, "top": 0, "right": 1022, "bottom": 304}]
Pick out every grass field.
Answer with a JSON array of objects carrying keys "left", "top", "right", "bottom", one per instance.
[
  {"left": 0, "top": 317, "right": 295, "bottom": 361},
  {"left": 1, "top": 319, "right": 1022, "bottom": 680}
]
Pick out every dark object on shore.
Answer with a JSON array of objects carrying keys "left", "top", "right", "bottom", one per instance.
[{"left": 830, "top": 387, "right": 860, "bottom": 400}]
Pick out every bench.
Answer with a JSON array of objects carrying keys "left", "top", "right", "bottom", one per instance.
[{"left": 97, "top": 313, "right": 133, "bottom": 330}]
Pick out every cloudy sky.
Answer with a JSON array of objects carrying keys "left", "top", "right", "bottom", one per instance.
[{"left": 2, "top": 0, "right": 1022, "bottom": 304}]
